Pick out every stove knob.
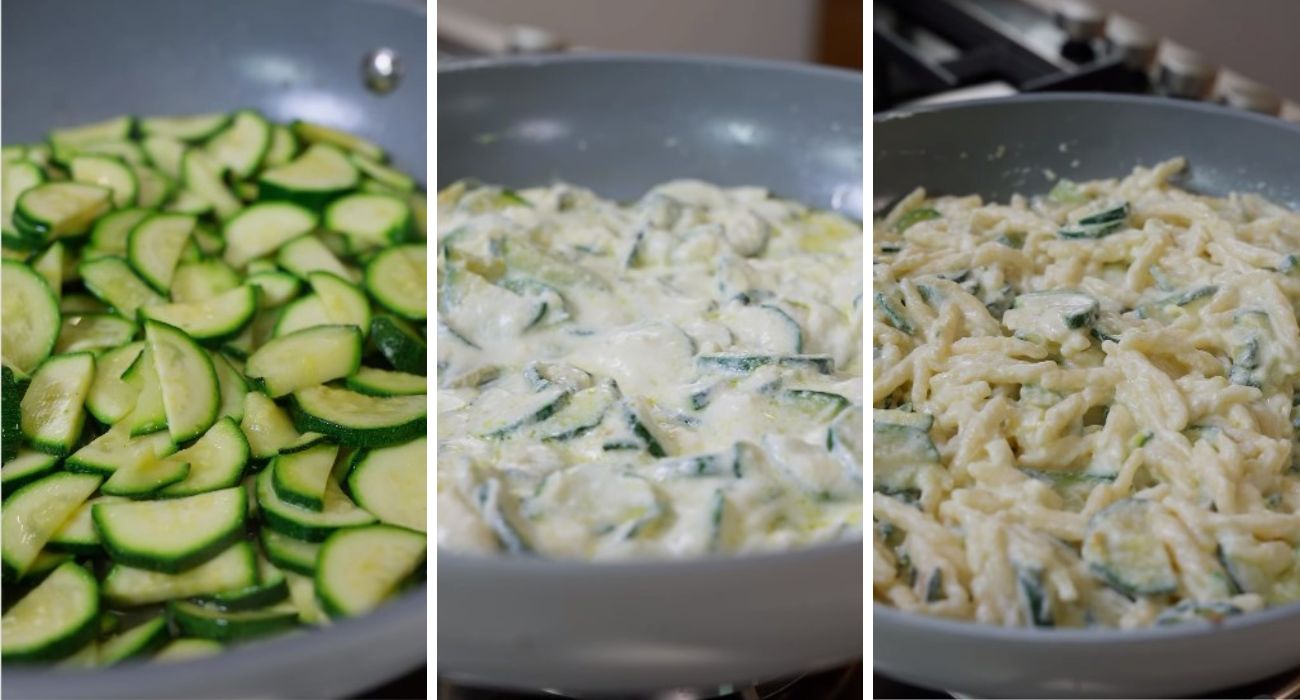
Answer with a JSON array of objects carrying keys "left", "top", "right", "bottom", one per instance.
[
  {"left": 1218, "top": 73, "right": 1282, "bottom": 116},
  {"left": 1054, "top": 0, "right": 1105, "bottom": 43},
  {"left": 1104, "top": 15, "right": 1157, "bottom": 72},
  {"left": 1155, "top": 44, "right": 1217, "bottom": 99}
]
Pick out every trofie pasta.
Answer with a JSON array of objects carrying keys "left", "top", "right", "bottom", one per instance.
[
  {"left": 873, "top": 158, "right": 1300, "bottom": 628},
  {"left": 438, "top": 180, "right": 863, "bottom": 559}
]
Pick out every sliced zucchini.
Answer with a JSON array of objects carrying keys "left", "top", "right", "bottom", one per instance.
[
  {"left": 93, "top": 486, "right": 247, "bottom": 573},
  {"left": 245, "top": 325, "right": 362, "bottom": 398},
  {"left": 48, "top": 495, "right": 128, "bottom": 554},
  {"left": 13, "top": 182, "right": 112, "bottom": 242},
  {"left": 291, "top": 121, "right": 384, "bottom": 161},
  {"left": 276, "top": 234, "right": 353, "bottom": 281},
  {"left": 259, "top": 144, "right": 359, "bottom": 211},
  {"left": 240, "top": 391, "right": 301, "bottom": 460},
  {"left": 273, "top": 294, "right": 332, "bottom": 337},
  {"left": 260, "top": 528, "right": 321, "bottom": 576},
  {"left": 1, "top": 562, "right": 99, "bottom": 662},
  {"left": 49, "top": 116, "right": 134, "bottom": 149},
  {"left": 365, "top": 244, "right": 425, "bottom": 320},
  {"left": 142, "top": 137, "right": 187, "bottom": 180},
  {"left": 98, "top": 615, "right": 169, "bottom": 666},
  {"left": 440, "top": 266, "right": 544, "bottom": 345},
  {"left": 1, "top": 366, "right": 23, "bottom": 461},
  {"left": 69, "top": 155, "right": 137, "bottom": 208},
  {"left": 132, "top": 164, "right": 175, "bottom": 208},
  {"left": 102, "top": 451, "right": 190, "bottom": 497},
  {"left": 255, "top": 467, "right": 374, "bottom": 541},
  {"left": 121, "top": 345, "right": 168, "bottom": 436},
  {"left": 181, "top": 149, "right": 241, "bottom": 219},
  {"left": 501, "top": 237, "right": 607, "bottom": 290},
  {"left": 351, "top": 153, "right": 413, "bottom": 191},
  {"left": 2, "top": 159, "right": 47, "bottom": 237},
  {"left": 315, "top": 524, "right": 424, "bottom": 616},
  {"left": 1004, "top": 291, "right": 1099, "bottom": 338},
  {"left": 20, "top": 352, "right": 95, "bottom": 454},
  {"left": 1, "top": 449, "right": 60, "bottom": 495},
  {"left": 893, "top": 207, "right": 940, "bottom": 232},
  {"left": 164, "top": 189, "right": 213, "bottom": 216},
  {"left": 873, "top": 291, "right": 914, "bottom": 334},
  {"left": 723, "top": 303, "right": 803, "bottom": 354},
  {"left": 88, "top": 208, "right": 150, "bottom": 256},
  {"left": 695, "top": 353, "right": 834, "bottom": 375},
  {"left": 325, "top": 193, "right": 410, "bottom": 249},
  {"left": 140, "top": 113, "right": 230, "bottom": 142},
  {"left": 370, "top": 315, "right": 426, "bottom": 374},
  {"left": 30, "top": 240, "right": 64, "bottom": 299},
  {"left": 154, "top": 638, "right": 223, "bottom": 662},
  {"left": 347, "top": 437, "right": 425, "bottom": 531},
  {"left": 2, "top": 472, "right": 101, "bottom": 580},
  {"left": 126, "top": 213, "right": 195, "bottom": 293},
  {"left": 308, "top": 271, "right": 371, "bottom": 333},
  {"left": 272, "top": 442, "right": 339, "bottom": 511},
  {"left": 246, "top": 270, "right": 302, "bottom": 308},
  {"left": 222, "top": 202, "right": 317, "bottom": 268},
  {"left": 344, "top": 367, "right": 426, "bottom": 397},
  {"left": 263, "top": 125, "right": 299, "bottom": 168},
  {"left": 65, "top": 425, "right": 174, "bottom": 477},
  {"left": 873, "top": 419, "right": 940, "bottom": 500},
  {"left": 171, "top": 259, "right": 242, "bottom": 303},
  {"left": 471, "top": 386, "right": 568, "bottom": 438},
  {"left": 290, "top": 385, "right": 424, "bottom": 448},
  {"left": 1082, "top": 499, "right": 1178, "bottom": 597},
  {"left": 146, "top": 320, "right": 219, "bottom": 442},
  {"left": 79, "top": 256, "right": 165, "bottom": 317},
  {"left": 210, "top": 352, "right": 249, "bottom": 422},
  {"left": 199, "top": 554, "right": 288, "bottom": 611},
  {"left": 204, "top": 109, "right": 271, "bottom": 178},
  {"left": 1060, "top": 202, "right": 1130, "bottom": 239},
  {"left": 1, "top": 259, "right": 60, "bottom": 374},
  {"left": 168, "top": 599, "right": 298, "bottom": 642},
  {"left": 530, "top": 383, "right": 616, "bottom": 441},
  {"left": 141, "top": 285, "right": 258, "bottom": 343},
  {"left": 55, "top": 313, "right": 137, "bottom": 354},
  {"left": 103, "top": 541, "right": 257, "bottom": 606},
  {"left": 155, "top": 417, "right": 249, "bottom": 498}
]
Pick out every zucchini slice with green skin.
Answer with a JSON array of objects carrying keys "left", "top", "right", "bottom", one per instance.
[
  {"left": 1, "top": 366, "right": 24, "bottom": 461},
  {"left": 198, "top": 555, "right": 288, "bottom": 611},
  {"left": 351, "top": 153, "right": 414, "bottom": 191},
  {"left": 127, "top": 213, "right": 195, "bottom": 293},
  {"left": 171, "top": 259, "right": 242, "bottom": 303},
  {"left": 3, "top": 159, "right": 47, "bottom": 237},
  {"left": 105, "top": 538, "right": 260, "bottom": 603},
  {"left": 97, "top": 615, "right": 169, "bottom": 666},
  {"left": 528, "top": 384, "right": 615, "bottom": 442},
  {"left": 290, "top": 384, "right": 425, "bottom": 447},
  {"left": 347, "top": 437, "right": 425, "bottom": 532},
  {"left": 165, "top": 190, "right": 213, "bottom": 216},
  {"left": 204, "top": 110, "right": 271, "bottom": 178},
  {"left": 263, "top": 125, "right": 299, "bottom": 168},
  {"left": 325, "top": 193, "right": 411, "bottom": 249},
  {"left": 146, "top": 320, "right": 220, "bottom": 442},
  {"left": 121, "top": 345, "right": 168, "bottom": 436},
  {"left": 55, "top": 313, "right": 138, "bottom": 354},
  {"left": 723, "top": 303, "right": 803, "bottom": 354},
  {"left": 471, "top": 387, "right": 568, "bottom": 438},
  {"left": 101, "top": 454, "right": 190, "bottom": 497},
  {"left": 181, "top": 149, "right": 241, "bottom": 220},
  {"left": 65, "top": 425, "right": 175, "bottom": 477},
  {"left": 93, "top": 486, "right": 247, "bottom": 573},
  {"left": 344, "top": 366, "right": 426, "bottom": 396},
  {"left": 1082, "top": 499, "right": 1178, "bottom": 597},
  {"left": 1, "top": 259, "right": 60, "bottom": 374},
  {"left": 256, "top": 467, "right": 374, "bottom": 541},
  {"left": 140, "top": 113, "right": 230, "bottom": 142},
  {"left": 247, "top": 270, "right": 302, "bottom": 308},
  {"left": 1, "top": 449, "right": 60, "bottom": 495},
  {"left": 272, "top": 442, "right": 339, "bottom": 511},
  {"left": 273, "top": 294, "right": 332, "bottom": 337},
  {"left": 291, "top": 120, "right": 385, "bottom": 161},
  {"left": 370, "top": 315, "right": 426, "bottom": 374},
  {"left": 278, "top": 431, "right": 328, "bottom": 455},
  {"left": 440, "top": 266, "right": 545, "bottom": 345},
  {"left": 259, "top": 143, "right": 359, "bottom": 211},
  {"left": 103, "top": 540, "right": 258, "bottom": 607},
  {"left": 245, "top": 325, "right": 362, "bottom": 397},
  {"left": 308, "top": 271, "right": 371, "bottom": 333},
  {"left": 157, "top": 417, "right": 250, "bottom": 497},
  {"left": 13, "top": 182, "right": 113, "bottom": 242},
  {"left": 155, "top": 637, "right": 223, "bottom": 661},
  {"left": 30, "top": 242, "right": 64, "bottom": 300},
  {"left": 695, "top": 353, "right": 835, "bottom": 376},
  {"left": 1005, "top": 290, "right": 1099, "bottom": 335},
  {"left": 20, "top": 352, "right": 95, "bottom": 454},
  {"left": 69, "top": 155, "right": 137, "bottom": 208},
  {"left": 240, "top": 391, "right": 301, "bottom": 460},
  {"left": 133, "top": 164, "right": 175, "bottom": 208},
  {"left": 365, "top": 244, "right": 425, "bottom": 320},
  {"left": 48, "top": 495, "right": 128, "bottom": 554},
  {"left": 260, "top": 528, "right": 322, "bottom": 575},
  {"left": 80, "top": 256, "right": 165, "bottom": 317},
  {"left": 88, "top": 207, "right": 150, "bottom": 256},
  {"left": 140, "top": 285, "right": 258, "bottom": 343},
  {"left": 1, "top": 472, "right": 102, "bottom": 580},
  {"left": 211, "top": 352, "right": 249, "bottom": 421},
  {"left": 141, "top": 136, "right": 186, "bottom": 179},
  {"left": 49, "top": 116, "right": 134, "bottom": 149},
  {"left": 222, "top": 201, "right": 317, "bottom": 268},
  {"left": 315, "top": 524, "right": 425, "bottom": 617},
  {"left": 168, "top": 599, "right": 299, "bottom": 643},
  {"left": 284, "top": 571, "right": 329, "bottom": 623},
  {"left": 276, "top": 234, "right": 353, "bottom": 281},
  {"left": 1, "top": 562, "right": 100, "bottom": 662}
]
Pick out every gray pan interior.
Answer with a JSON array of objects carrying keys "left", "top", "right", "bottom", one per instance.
[
  {"left": 2, "top": 1, "right": 425, "bottom": 698},
  {"left": 437, "top": 54, "right": 864, "bottom": 693},
  {"left": 875, "top": 94, "right": 1300, "bottom": 212}
]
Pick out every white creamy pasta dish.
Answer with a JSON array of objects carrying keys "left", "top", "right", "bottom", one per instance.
[
  {"left": 873, "top": 159, "right": 1300, "bottom": 628},
  {"left": 437, "top": 180, "right": 863, "bottom": 559}
]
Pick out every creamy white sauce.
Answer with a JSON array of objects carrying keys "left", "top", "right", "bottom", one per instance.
[{"left": 437, "top": 180, "right": 863, "bottom": 559}]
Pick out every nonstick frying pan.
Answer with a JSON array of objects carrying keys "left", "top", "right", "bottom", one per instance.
[
  {"left": 2, "top": 1, "right": 426, "bottom": 698},
  {"left": 874, "top": 94, "right": 1300, "bottom": 699},
  {"left": 437, "top": 54, "right": 864, "bottom": 693}
]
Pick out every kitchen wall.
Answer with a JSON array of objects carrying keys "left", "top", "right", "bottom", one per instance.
[{"left": 439, "top": 0, "right": 820, "bottom": 61}]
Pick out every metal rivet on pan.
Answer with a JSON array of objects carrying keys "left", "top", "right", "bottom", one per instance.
[{"left": 362, "top": 48, "right": 403, "bottom": 95}]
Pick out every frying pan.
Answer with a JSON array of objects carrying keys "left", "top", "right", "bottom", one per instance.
[
  {"left": 874, "top": 94, "right": 1300, "bottom": 699},
  {"left": 2, "top": 1, "right": 426, "bottom": 697},
  {"left": 437, "top": 54, "right": 864, "bottom": 693}
]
